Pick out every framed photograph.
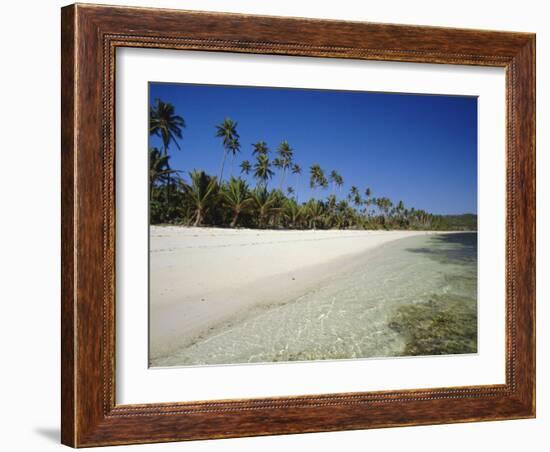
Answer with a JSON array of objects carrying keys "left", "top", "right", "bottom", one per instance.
[{"left": 61, "top": 3, "right": 535, "bottom": 447}]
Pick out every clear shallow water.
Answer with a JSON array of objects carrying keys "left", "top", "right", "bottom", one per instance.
[{"left": 154, "top": 233, "right": 477, "bottom": 367}]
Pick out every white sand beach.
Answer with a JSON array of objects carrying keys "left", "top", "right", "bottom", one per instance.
[{"left": 149, "top": 226, "right": 449, "bottom": 361}]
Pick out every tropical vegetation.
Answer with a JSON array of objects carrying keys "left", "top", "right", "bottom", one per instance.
[{"left": 149, "top": 98, "right": 476, "bottom": 231}]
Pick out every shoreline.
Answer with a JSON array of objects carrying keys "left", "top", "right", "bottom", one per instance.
[{"left": 149, "top": 226, "right": 473, "bottom": 362}]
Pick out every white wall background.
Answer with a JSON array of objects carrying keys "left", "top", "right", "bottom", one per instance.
[{"left": 0, "top": 1, "right": 546, "bottom": 450}]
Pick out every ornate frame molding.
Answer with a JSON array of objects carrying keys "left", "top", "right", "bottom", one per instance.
[{"left": 62, "top": 4, "right": 535, "bottom": 447}]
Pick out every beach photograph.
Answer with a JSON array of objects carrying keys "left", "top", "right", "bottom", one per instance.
[{"left": 148, "top": 83, "right": 478, "bottom": 367}]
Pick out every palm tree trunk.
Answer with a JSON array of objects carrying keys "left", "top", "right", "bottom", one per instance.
[
  {"left": 163, "top": 144, "right": 170, "bottom": 210},
  {"left": 193, "top": 209, "right": 202, "bottom": 227},
  {"left": 219, "top": 150, "right": 227, "bottom": 182},
  {"left": 230, "top": 211, "right": 239, "bottom": 228}
]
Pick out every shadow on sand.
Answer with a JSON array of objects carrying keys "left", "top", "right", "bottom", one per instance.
[{"left": 405, "top": 232, "right": 477, "bottom": 266}]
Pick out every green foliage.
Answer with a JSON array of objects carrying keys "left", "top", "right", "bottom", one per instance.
[
  {"left": 216, "top": 118, "right": 240, "bottom": 182},
  {"left": 253, "top": 154, "right": 274, "bottom": 187},
  {"left": 348, "top": 186, "right": 362, "bottom": 207},
  {"left": 149, "top": 99, "right": 185, "bottom": 152},
  {"left": 283, "top": 199, "right": 303, "bottom": 228},
  {"left": 150, "top": 182, "right": 187, "bottom": 225},
  {"left": 239, "top": 160, "right": 251, "bottom": 175},
  {"left": 304, "top": 199, "right": 325, "bottom": 229},
  {"left": 182, "top": 171, "right": 219, "bottom": 227},
  {"left": 329, "top": 170, "right": 344, "bottom": 192},
  {"left": 221, "top": 177, "right": 253, "bottom": 227},
  {"left": 148, "top": 97, "right": 477, "bottom": 231},
  {"left": 442, "top": 214, "right": 478, "bottom": 231},
  {"left": 250, "top": 186, "right": 279, "bottom": 228},
  {"left": 309, "top": 164, "right": 328, "bottom": 191},
  {"left": 149, "top": 147, "right": 178, "bottom": 194},
  {"left": 252, "top": 141, "right": 269, "bottom": 156}
]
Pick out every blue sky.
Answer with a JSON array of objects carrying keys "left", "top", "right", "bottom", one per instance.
[{"left": 149, "top": 82, "right": 477, "bottom": 215}]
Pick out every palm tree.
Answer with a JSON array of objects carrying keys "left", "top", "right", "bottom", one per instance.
[
  {"left": 149, "top": 147, "right": 179, "bottom": 196},
  {"left": 396, "top": 200, "right": 405, "bottom": 221},
  {"left": 277, "top": 141, "right": 294, "bottom": 190},
  {"left": 240, "top": 160, "right": 251, "bottom": 176},
  {"left": 269, "top": 189, "right": 288, "bottom": 227},
  {"left": 283, "top": 198, "right": 303, "bottom": 228},
  {"left": 403, "top": 208, "right": 410, "bottom": 222},
  {"left": 349, "top": 186, "right": 362, "bottom": 207},
  {"left": 253, "top": 154, "right": 274, "bottom": 188},
  {"left": 149, "top": 99, "right": 185, "bottom": 208},
  {"left": 413, "top": 209, "right": 429, "bottom": 228},
  {"left": 252, "top": 141, "right": 269, "bottom": 157},
  {"left": 286, "top": 186, "right": 295, "bottom": 197},
  {"left": 364, "top": 187, "right": 373, "bottom": 215},
  {"left": 215, "top": 118, "right": 240, "bottom": 182},
  {"left": 329, "top": 170, "right": 343, "bottom": 195},
  {"left": 182, "top": 170, "right": 218, "bottom": 227},
  {"left": 371, "top": 197, "right": 380, "bottom": 216},
  {"left": 292, "top": 163, "right": 302, "bottom": 201},
  {"left": 376, "top": 197, "right": 393, "bottom": 222},
  {"left": 325, "top": 194, "right": 338, "bottom": 228},
  {"left": 335, "top": 200, "right": 355, "bottom": 229},
  {"left": 309, "top": 164, "right": 328, "bottom": 195},
  {"left": 327, "top": 194, "right": 337, "bottom": 210},
  {"left": 273, "top": 157, "right": 285, "bottom": 189},
  {"left": 278, "top": 140, "right": 294, "bottom": 161},
  {"left": 149, "top": 99, "right": 185, "bottom": 155},
  {"left": 229, "top": 139, "right": 241, "bottom": 177},
  {"left": 222, "top": 177, "right": 253, "bottom": 227},
  {"left": 250, "top": 186, "right": 278, "bottom": 228},
  {"left": 149, "top": 147, "right": 182, "bottom": 223},
  {"left": 305, "top": 199, "right": 325, "bottom": 230}
]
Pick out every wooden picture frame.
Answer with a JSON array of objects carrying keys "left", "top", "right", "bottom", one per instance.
[{"left": 61, "top": 3, "right": 535, "bottom": 447}]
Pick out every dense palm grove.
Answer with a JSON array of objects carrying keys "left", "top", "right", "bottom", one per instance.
[{"left": 149, "top": 99, "right": 475, "bottom": 231}]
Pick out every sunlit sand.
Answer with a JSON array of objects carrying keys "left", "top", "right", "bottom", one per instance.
[{"left": 149, "top": 226, "right": 460, "bottom": 363}]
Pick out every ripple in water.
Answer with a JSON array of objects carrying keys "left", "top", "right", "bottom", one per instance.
[{"left": 154, "top": 233, "right": 477, "bottom": 367}]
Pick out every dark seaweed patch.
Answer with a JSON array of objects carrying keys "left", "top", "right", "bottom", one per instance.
[{"left": 388, "top": 294, "right": 477, "bottom": 356}]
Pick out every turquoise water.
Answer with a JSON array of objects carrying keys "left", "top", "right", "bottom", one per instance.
[{"left": 154, "top": 233, "right": 477, "bottom": 367}]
